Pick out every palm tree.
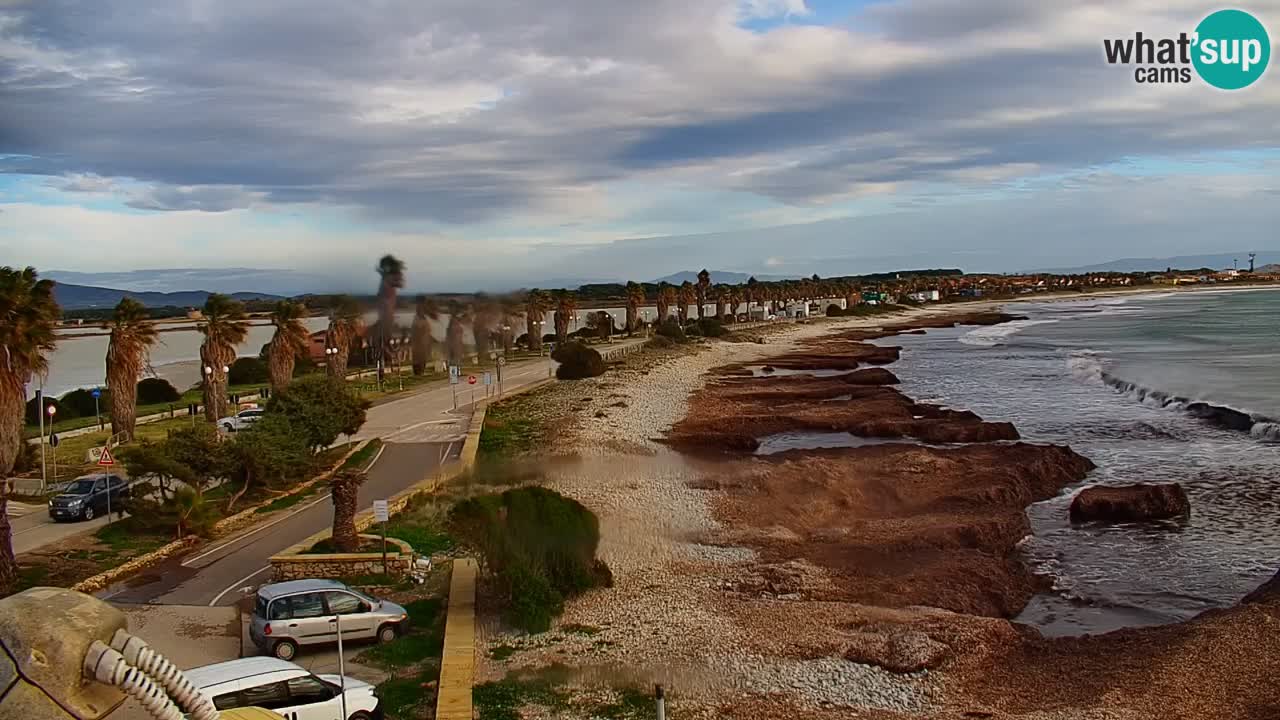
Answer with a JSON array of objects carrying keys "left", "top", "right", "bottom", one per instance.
[
  {"left": 524, "top": 289, "right": 552, "bottom": 353},
  {"left": 746, "top": 276, "right": 759, "bottom": 319},
  {"left": 444, "top": 300, "right": 469, "bottom": 367},
  {"left": 678, "top": 281, "right": 696, "bottom": 324},
  {"left": 713, "top": 284, "right": 728, "bottom": 321},
  {"left": 656, "top": 282, "right": 674, "bottom": 324},
  {"left": 266, "top": 300, "right": 309, "bottom": 393},
  {"left": 329, "top": 468, "right": 366, "bottom": 553},
  {"left": 471, "top": 293, "right": 497, "bottom": 360},
  {"left": 325, "top": 295, "right": 362, "bottom": 378},
  {"left": 105, "top": 297, "right": 158, "bottom": 441},
  {"left": 410, "top": 295, "right": 439, "bottom": 375},
  {"left": 624, "top": 281, "right": 645, "bottom": 335},
  {"left": 198, "top": 294, "right": 250, "bottom": 422},
  {"left": 374, "top": 255, "right": 406, "bottom": 379},
  {"left": 499, "top": 295, "right": 524, "bottom": 355},
  {"left": 0, "top": 266, "right": 59, "bottom": 593},
  {"left": 696, "top": 269, "right": 711, "bottom": 319},
  {"left": 553, "top": 290, "right": 577, "bottom": 344},
  {"left": 726, "top": 285, "right": 742, "bottom": 322}
]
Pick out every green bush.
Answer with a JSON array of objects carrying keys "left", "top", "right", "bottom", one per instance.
[
  {"left": 60, "top": 387, "right": 108, "bottom": 417},
  {"left": 655, "top": 318, "right": 685, "bottom": 342},
  {"left": 826, "top": 303, "right": 843, "bottom": 317},
  {"left": 266, "top": 375, "right": 370, "bottom": 450},
  {"left": 136, "top": 377, "right": 181, "bottom": 404},
  {"left": 25, "top": 395, "right": 72, "bottom": 424},
  {"left": 550, "top": 341, "right": 605, "bottom": 380},
  {"left": 449, "top": 486, "right": 610, "bottom": 633},
  {"left": 645, "top": 335, "right": 675, "bottom": 350},
  {"left": 228, "top": 356, "right": 270, "bottom": 385},
  {"left": 696, "top": 318, "right": 726, "bottom": 337},
  {"left": 683, "top": 323, "right": 702, "bottom": 338}
]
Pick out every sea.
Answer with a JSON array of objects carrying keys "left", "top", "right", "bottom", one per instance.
[{"left": 875, "top": 287, "right": 1280, "bottom": 636}]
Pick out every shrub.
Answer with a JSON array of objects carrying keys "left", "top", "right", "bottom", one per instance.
[
  {"left": 266, "top": 375, "right": 370, "bottom": 450},
  {"left": 25, "top": 395, "right": 72, "bottom": 424},
  {"left": 684, "top": 323, "right": 702, "bottom": 338},
  {"left": 655, "top": 318, "right": 685, "bottom": 342},
  {"left": 826, "top": 304, "right": 844, "bottom": 317},
  {"left": 136, "top": 377, "right": 181, "bottom": 404},
  {"left": 448, "top": 486, "right": 610, "bottom": 633},
  {"left": 59, "top": 387, "right": 107, "bottom": 418},
  {"left": 696, "top": 318, "right": 727, "bottom": 338},
  {"left": 645, "top": 335, "right": 675, "bottom": 350},
  {"left": 228, "top": 356, "right": 270, "bottom": 385},
  {"left": 551, "top": 341, "right": 605, "bottom": 380},
  {"left": 12, "top": 439, "right": 38, "bottom": 473}
]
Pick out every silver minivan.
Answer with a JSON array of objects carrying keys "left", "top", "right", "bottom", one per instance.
[{"left": 249, "top": 579, "right": 409, "bottom": 661}]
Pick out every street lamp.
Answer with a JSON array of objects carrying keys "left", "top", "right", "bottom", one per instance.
[{"left": 46, "top": 403, "right": 57, "bottom": 481}]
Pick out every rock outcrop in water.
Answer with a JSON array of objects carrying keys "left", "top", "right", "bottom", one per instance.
[{"left": 1068, "top": 483, "right": 1190, "bottom": 523}]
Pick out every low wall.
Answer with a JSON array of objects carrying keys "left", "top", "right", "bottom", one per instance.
[{"left": 270, "top": 534, "right": 415, "bottom": 582}]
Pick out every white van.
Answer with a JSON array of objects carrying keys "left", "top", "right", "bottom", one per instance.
[{"left": 184, "top": 657, "right": 381, "bottom": 720}]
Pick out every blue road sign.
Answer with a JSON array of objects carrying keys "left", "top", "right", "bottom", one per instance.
[{"left": 91, "top": 388, "right": 101, "bottom": 399}]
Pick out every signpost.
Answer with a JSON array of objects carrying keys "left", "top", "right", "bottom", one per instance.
[
  {"left": 483, "top": 372, "right": 492, "bottom": 398},
  {"left": 449, "top": 366, "right": 460, "bottom": 409},
  {"left": 373, "top": 499, "right": 390, "bottom": 575},
  {"left": 92, "top": 387, "right": 102, "bottom": 430},
  {"left": 97, "top": 446, "right": 115, "bottom": 466},
  {"left": 467, "top": 375, "right": 477, "bottom": 406}
]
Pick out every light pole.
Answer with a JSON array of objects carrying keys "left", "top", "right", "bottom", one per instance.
[
  {"left": 204, "top": 364, "right": 229, "bottom": 422},
  {"left": 46, "top": 404, "right": 57, "bottom": 483},
  {"left": 532, "top": 320, "right": 545, "bottom": 355}
]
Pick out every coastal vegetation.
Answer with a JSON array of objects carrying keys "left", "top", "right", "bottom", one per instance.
[
  {"left": 105, "top": 297, "right": 159, "bottom": 441},
  {"left": 197, "top": 293, "right": 250, "bottom": 422}
]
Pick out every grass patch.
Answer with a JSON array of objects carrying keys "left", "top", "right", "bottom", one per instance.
[
  {"left": 478, "top": 387, "right": 559, "bottom": 457},
  {"left": 94, "top": 520, "right": 171, "bottom": 555},
  {"left": 303, "top": 537, "right": 393, "bottom": 554},
  {"left": 375, "top": 667, "right": 440, "bottom": 719},
  {"left": 490, "top": 644, "right": 518, "bottom": 661},
  {"left": 473, "top": 671, "right": 573, "bottom": 720},
  {"left": 383, "top": 494, "right": 454, "bottom": 556},
  {"left": 253, "top": 484, "right": 321, "bottom": 514},
  {"left": 359, "top": 597, "right": 447, "bottom": 669},
  {"left": 341, "top": 438, "right": 383, "bottom": 470},
  {"left": 592, "top": 687, "right": 655, "bottom": 720}
]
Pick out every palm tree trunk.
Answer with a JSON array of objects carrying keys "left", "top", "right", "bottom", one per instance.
[
  {"left": 267, "top": 339, "right": 295, "bottom": 394},
  {"left": 0, "top": 374, "right": 25, "bottom": 592},
  {"left": 526, "top": 316, "right": 542, "bottom": 352},
  {"left": 331, "top": 477, "right": 361, "bottom": 552},
  {"left": 107, "top": 359, "right": 139, "bottom": 441},
  {"left": 200, "top": 343, "right": 233, "bottom": 421}
]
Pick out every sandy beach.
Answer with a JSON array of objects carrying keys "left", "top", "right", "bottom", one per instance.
[{"left": 474, "top": 301, "right": 1280, "bottom": 720}]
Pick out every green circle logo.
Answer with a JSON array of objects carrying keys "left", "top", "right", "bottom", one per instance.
[{"left": 1193, "top": 9, "right": 1271, "bottom": 89}]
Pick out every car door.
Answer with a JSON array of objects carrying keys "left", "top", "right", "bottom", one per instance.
[
  {"left": 285, "top": 592, "right": 335, "bottom": 646},
  {"left": 91, "top": 478, "right": 109, "bottom": 513},
  {"left": 325, "top": 591, "right": 376, "bottom": 640},
  {"left": 280, "top": 674, "right": 342, "bottom": 720},
  {"left": 239, "top": 680, "right": 293, "bottom": 715}
]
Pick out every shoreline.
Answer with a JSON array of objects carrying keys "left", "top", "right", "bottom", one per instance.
[{"left": 484, "top": 301, "right": 1279, "bottom": 717}]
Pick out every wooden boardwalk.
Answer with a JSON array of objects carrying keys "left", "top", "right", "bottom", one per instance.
[{"left": 436, "top": 558, "right": 478, "bottom": 720}]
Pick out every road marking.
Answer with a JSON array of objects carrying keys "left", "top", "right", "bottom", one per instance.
[
  {"left": 363, "top": 441, "right": 388, "bottom": 471},
  {"left": 209, "top": 566, "right": 270, "bottom": 606},
  {"left": 182, "top": 492, "right": 332, "bottom": 567}
]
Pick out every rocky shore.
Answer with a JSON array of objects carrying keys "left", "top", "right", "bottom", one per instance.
[{"left": 475, "top": 308, "right": 1280, "bottom": 720}]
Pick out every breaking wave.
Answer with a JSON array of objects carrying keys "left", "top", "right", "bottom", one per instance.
[
  {"left": 958, "top": 319, "right": 1059, "bottom": 347},
  {"left": 1068, "top": 351, "right": 1280, "bottom": 442}
]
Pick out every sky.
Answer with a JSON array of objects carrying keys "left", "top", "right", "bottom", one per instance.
[{"left": 2, "top": 0, "right": 1279, "bottom": 292}]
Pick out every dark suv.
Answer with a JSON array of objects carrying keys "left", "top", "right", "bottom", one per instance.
[{"left": 48, "top": 474, "right": 131, "bottom": 522}]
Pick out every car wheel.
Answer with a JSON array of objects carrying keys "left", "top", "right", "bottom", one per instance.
[
  {"left": 82, "top": 505, "right": 95, "bottom": 521},
  {"left": 272, "top": 639, "right": 298, "bottom": 661},
  {"left": 348, "top": 713, "right": 373, "bottom": 720},
  {"left": 222, "top": 423, "right": 234, "bottom": 433},
  {"left": 376, "top": 624, "right": 398, "bottom": 644}
]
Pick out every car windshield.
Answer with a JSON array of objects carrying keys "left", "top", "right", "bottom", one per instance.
[{"left": 66, "top": 479, "right": 96, "bottom": 494}]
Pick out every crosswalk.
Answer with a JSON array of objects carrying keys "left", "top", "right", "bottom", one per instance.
[{"left": 5, "top": 502, "right": 42, "bottom": 518}]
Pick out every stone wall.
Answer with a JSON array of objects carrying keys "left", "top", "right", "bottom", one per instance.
[{"left": 270, "top": 533, "right": 416, "bottom": 582}]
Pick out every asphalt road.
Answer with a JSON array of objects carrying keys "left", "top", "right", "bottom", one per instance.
[{"left": 102, "top": 440, "right": 459, "bottom": 607}]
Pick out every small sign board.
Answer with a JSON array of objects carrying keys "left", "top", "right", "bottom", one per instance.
[
  {"left": 97, "top": 446, "right": 115, "bottom": 466},
  {"left": 91, "top": 388, "right": 101, "bottom": 399},
  {"left": 449, "top": 365, "right": 459, "bottom": 377},
  {"left": 372, "top": 500, "right": 389, "bottom": 523},
  {"left": 483, "top": 372, "right": 492, "bottom": 386},
  {"left": 497, "top": 356, "right": 506, "bottom": 366}
]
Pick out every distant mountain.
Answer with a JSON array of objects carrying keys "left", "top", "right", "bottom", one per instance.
[
  {"left": 53, "top": 283, "right": 282, "bottom": 310},
  {"left": 651, "top": 270, "right": 798, "bottom": 285},
  {"left": 1034, "top": 252, "right": 1280, "bottom": 275},
  {"left": 44, "top": 268, "right": 343, "bottom": 296},
  {"left": 1257, "top": 264, "right": 1280, "bottom": 274}
]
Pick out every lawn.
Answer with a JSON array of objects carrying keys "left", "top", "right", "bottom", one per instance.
[
  {"left": 11, "top": 518, "right": 173, "bottom": 598},
  {"left": 477, "top": 386, "right": 561, "bottom": 457},
  {"left": 362, "top": 580, "right": 451, "bottom": 719}
]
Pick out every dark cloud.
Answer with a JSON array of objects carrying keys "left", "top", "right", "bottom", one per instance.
[{"left": 1, "top": 0, "right": 1277, "bottom": 225}]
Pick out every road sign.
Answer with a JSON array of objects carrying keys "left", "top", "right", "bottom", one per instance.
[
  {"left": 97, "top": 446, "right": 115, "bottom": 466},
  {"left": 497, "top": 356, "right": 506, "bottom": 366},
  {"left": 49, "top": 433, "right": 59, "bottom": 448},
  {"left": 449, "top": 365, "right": 459, "bottom": 377},
  {"left": 483, "top": 372, "right": 492, "bottom": 386},
  {"left": 91, "top": 388, "right": 101, "bottom": 399},
  {"left": 373, "top": 500, "right": 389, "bottom": 523},
  {"left": 449, "top": 374, "right": 459, "bottom": 385},
  {"left": 467, "top": 375, "right": 477, "bottom": 385}
]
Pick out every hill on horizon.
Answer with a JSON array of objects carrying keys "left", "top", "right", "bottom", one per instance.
[
  {"left": 52, "top": 282, "right": 282, "bottom": 310},
  {"left": 651, "top": 270, "right": 798, "bottom": 285},
  {"left": 1034, "top": 252, "right": 1280, "bottom": 275}
]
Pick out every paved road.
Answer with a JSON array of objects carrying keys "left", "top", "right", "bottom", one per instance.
[{"left": 103, "top": 440, "right": 461, "bottom": 607}]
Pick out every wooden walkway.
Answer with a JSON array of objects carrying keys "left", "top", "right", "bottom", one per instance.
[{"left": 436, "top": 558, "right": 478, "bottom": 720}]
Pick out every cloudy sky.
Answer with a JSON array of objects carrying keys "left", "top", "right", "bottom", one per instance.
[{"left": 2, "top": 0, "right": 1278, "bottom": 292}]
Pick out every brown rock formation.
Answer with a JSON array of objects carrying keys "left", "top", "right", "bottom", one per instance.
[{"left": 1068, "top": 483, "right": 1190, "bottom": 523}]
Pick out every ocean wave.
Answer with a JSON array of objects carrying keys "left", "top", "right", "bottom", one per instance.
[
  {"left": 1069, "top": 351, "right": 1280, "bottom": 442},
  {"left": 958, "top": 319, "right": 1060, "bottom": 347}
]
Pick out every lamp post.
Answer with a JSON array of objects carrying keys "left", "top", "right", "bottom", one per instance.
[
  {"left": 46, "top": 404, "right": 57, "bottom": 483},
  {"left": 204, "top": 364, "right": 229, "bottom": 422},
  {"left": 532, "top": 320, "right": 545, "bottom": 355}
]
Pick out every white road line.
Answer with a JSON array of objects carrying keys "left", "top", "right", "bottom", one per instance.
[
  {"left": 209, "top": 566, "right": 270, "bottom": 607},
  {"left": 183, "top": 492, "right": 332, "bottom": 567},
  {"left": 363, "top": 442, "right": 388, "bottom": 471}
]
